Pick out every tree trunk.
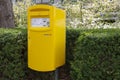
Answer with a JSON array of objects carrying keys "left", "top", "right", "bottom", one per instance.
[{"left": 0, "top": 0, "right": 15, "bottom": 28}]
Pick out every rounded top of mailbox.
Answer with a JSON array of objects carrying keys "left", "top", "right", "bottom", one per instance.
[{"left": 28, "top": 4, "right": 54, "bottom": 11}]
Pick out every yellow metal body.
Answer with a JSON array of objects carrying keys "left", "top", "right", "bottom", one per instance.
[{"left": 28, "top": 4, "right": 66, "bottom": 72}]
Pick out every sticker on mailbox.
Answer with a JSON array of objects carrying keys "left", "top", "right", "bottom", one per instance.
[{"left": 31, "top": 18, "right": 50, "bottom": 27}]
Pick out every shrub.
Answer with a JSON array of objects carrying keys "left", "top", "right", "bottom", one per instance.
[
  {"left": 66, "top": 28, "right": 81, "bottom": 63},
  {"left": 71, "top": 29, "right": 120, "bottom": 80},
  {"left": 0, "top": 28, "right": 27, "bottom": 80},
  {"left": 0, "top": 28, "right": 80, "bottom": 80},
  {"left": 1, "top": 28, "right": 120, "bottom": 80}
]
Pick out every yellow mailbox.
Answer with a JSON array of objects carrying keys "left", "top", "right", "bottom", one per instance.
[{"left": 28, "top": 4, "right": 66, "bottom": 72}]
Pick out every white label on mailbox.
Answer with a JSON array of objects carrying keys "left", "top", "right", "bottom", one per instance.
[{"left": 31, "top": 18, "right": 50, "bottom": 27}]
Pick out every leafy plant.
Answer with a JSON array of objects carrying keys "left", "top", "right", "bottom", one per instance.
[{"left": 71, "top": 29, "right": 120, "bottom": 80}]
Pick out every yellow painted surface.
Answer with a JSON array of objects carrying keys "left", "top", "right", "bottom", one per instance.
[{"left": 28, "top": 4, "right": 66, "bottom": 72}]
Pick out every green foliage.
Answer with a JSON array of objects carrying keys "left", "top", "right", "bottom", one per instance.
[
  {"left": 0, "top": 28, "right": 120, "bottom": 80},
  {"left": 0, "top": 28, "right": 80, "bottom": 80},
  {"left": 71, "top": 29, "right": 120, "bottom": 80},
  {"left": 66, "top": 28, "right": 81, "bottom": 63},
  {"left": 0, "top": 28, "right": 27, "bottom": 80}
]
